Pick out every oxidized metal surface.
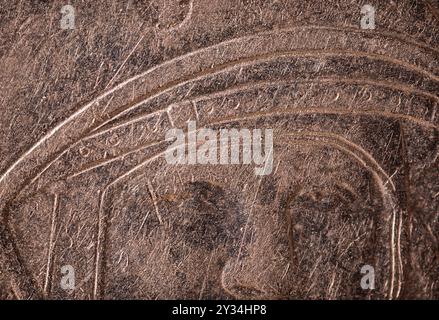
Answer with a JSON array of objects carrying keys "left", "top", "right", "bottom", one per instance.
[{"left": 0, "top": 0, "right": 438, "bottom": 299}]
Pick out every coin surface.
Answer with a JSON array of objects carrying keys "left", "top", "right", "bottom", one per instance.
[{"left": 0, "top": 0, "right": 438, "bottom": 299}]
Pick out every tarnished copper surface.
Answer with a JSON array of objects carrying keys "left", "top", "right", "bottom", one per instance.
[{"left": 0, "top": 0, "right": 438, "bottom": 299}]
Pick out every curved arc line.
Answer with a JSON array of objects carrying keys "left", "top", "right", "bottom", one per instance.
[
  {"left": 64, "top": 106, "right": 439, "bottom": 183},
  {"left": 92, "top": 49, "right": 439, "bottom": 134},
  {"left": 92, "top": 125, "right": 400, "bottom": 298},
  {"left": 2, "top": 25, "right": 432, "bottom": 298},
  {"left": 11, "top": 60, "right": 439, "bottom": 211},
  {"left": 1, "top": 25, "right": 438, "bottom": 187},
  {"left": 89, "top": 77, "right": 439, "bottom": 140}
]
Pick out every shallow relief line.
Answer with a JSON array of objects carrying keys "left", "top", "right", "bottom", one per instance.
[
  {"left": 91, "top": 119, "right": 401, "bottom": 298},
  {"left": 1, "top": 25, "right": 435, "bottom": 298}
]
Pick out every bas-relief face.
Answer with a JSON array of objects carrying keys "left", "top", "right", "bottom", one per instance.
[
  {"left": 103, "top": 146, "right": 388, "bottom": 299},
  {"left": 2, "top": 0, "right": 438, "bottom": 300}
]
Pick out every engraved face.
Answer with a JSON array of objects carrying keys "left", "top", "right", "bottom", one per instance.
[{"left": 1, "top": 3, "right": 437, "bottom": 299}]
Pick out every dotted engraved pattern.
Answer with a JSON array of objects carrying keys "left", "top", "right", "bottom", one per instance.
[{"left": 0, "top": 24, "right": 438, "bottom": 299}]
